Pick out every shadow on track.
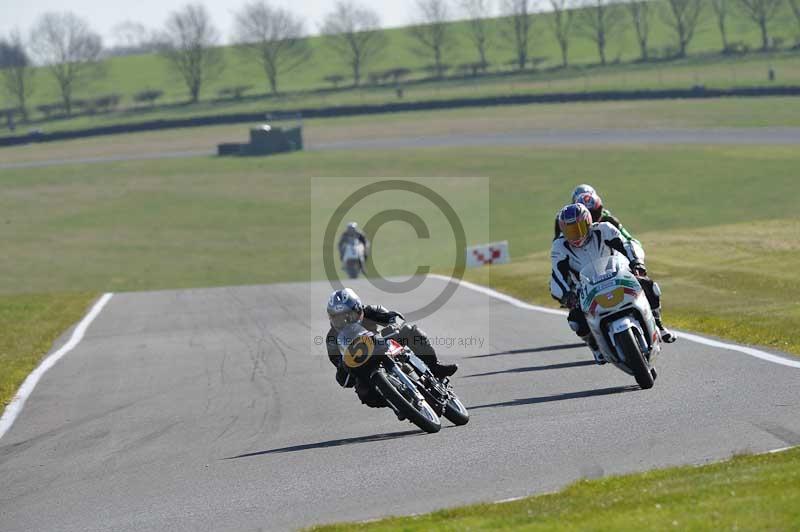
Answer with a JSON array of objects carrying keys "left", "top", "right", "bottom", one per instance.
[
  {"left": 469, "top": 385, "right": 639, "bottom": 411},
  {"left": 465, "top": 360, "right": 595, "bottom": 378},
  {"left": 223, "top": 429, "right": 424, "bottom": 460},
  {"left": 466, "top": 343, "right": 585, "bottom": 359}
]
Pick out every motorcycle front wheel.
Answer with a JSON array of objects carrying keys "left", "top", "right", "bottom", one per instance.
[
  {"left": 372, "top": 370, "right": 441, "bottom": 433},
  {"left": 443, "top": 394, "right": 470, "bottom": 426},
  {"left": 345, "top": 260, "right": 360, "bottom": 279},
  {"left": 615, "top": 329, "right": 655, "bottom": 390}
]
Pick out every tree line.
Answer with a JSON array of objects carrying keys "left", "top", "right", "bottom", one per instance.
[{"left": 2, "top": 0, "right": 800, "bottom": 123}]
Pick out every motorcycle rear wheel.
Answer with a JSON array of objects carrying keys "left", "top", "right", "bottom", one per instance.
[
  {"left": 372, "top": 370, "right": 441, "bottom": 433},
  {"left": 615, "top": 329, "right": 655, "bottom": 390}
]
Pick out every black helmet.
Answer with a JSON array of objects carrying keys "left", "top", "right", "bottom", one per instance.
[{"left": 327, "top": 288, "right": 364, "bottom": 331}]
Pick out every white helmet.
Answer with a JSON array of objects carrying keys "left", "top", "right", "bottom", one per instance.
[{"left": 571, "top": 184, "right": 596, "bottom": 204}]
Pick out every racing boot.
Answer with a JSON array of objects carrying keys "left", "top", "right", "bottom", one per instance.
[
  {"left": 430, "top": 362, "right": 458, "bottom": 380},
  {"left": 653, "top": 309, "right": 677, "bottom": 343},
  {"left": 416, "top": 350, "right": 458, "bottom": 380},
  {"left": 583, "top": 334, "right": 606, "bottom": 365}
]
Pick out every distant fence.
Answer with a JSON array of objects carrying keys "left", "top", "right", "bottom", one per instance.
[{"left": 2, "top": 85, "right": 800, "bottom": 148}]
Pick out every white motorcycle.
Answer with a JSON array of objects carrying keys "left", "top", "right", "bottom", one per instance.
[
  {"left": 578, "top": 255, "right": 661, "bottom": 389},
  {"left": 341, "top": 240, "right": 366, "bottom": 279}
]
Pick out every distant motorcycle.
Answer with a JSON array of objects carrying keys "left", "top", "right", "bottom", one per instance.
[
  {"left": 578, "top": 255, "right": 662, "bottom": 389},
  {"left": 341, "top": 240, "right": 366, "bottom": 279},
  {"left": 337, "top": 321, "right": 469, "bottom": 433}
]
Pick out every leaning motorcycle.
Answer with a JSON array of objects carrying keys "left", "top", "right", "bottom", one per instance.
[
  {"left": 578, "top": 255, "right": 661, "bottom": 389},
  {"left": 338, "top": 322, "right": 469, "bottom": 433},
  {"left": 341, "top": 240, "right": 365, "bottom": 279}
]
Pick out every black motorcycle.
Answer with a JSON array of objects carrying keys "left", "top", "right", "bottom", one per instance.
[{"left": 338, "top": 323, "right": 469, "bottom": 433}]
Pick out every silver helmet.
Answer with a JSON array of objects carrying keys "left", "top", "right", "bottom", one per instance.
[{"left": 327, "top": 288, "right": 364, "bottom": 331}]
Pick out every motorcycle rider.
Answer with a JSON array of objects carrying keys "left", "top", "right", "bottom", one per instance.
[
  {"left": 338, "top": 222, "right": 370, "bottom": 263},
  {"left": 325, "top": 288, "right": 458, "bottom": 408},
  {"left": 550, "top": 204, "right": 676, "bottom": 365}
]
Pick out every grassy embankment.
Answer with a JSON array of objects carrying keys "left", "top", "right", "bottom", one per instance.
[
  {"left": 5, "top": 96, "right": 800, "bottom": 166},
  {"left": 8, "top": 0, "right": 800, "bottom": 132},
  {"left": 311, "top": 447, "right": 800, "bottom": 531}
]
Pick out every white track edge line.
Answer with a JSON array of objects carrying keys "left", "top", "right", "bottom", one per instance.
[
  {"left": 429, "top": 274, "right": 800, "bottom": 369},
  {"left": 0, "top": 293, "right": 114, "bottom": 441}
]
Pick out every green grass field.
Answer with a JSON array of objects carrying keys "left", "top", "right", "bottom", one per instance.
[
  {"left": 1, "top": 143, "right": 797, "bottom": 333},
  {"left": 7, "top": 0, "right": 800, "bottom": 132},
  {"left": 311, "top": 447, "right": 800, "bottom": 531}
]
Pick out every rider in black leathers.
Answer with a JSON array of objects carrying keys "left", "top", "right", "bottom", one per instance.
[
  {"left": 338, "top": 222, "right": 370, "bottom": 262},
  {"left": 325, "top": 289, "right": 457, "bottom": 408}
]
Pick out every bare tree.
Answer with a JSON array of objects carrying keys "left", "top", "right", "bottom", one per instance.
[
  {"left": 710, "top": 0, "right": 731, "bottom": 52},
  {"left": 0, "top": 31, "right": 34, "bottom": 121},
  {"left": 577, "top": 0, "right": 623, "bottom": 65},
  {"left": 661, "top": 0, "right": 704, "bottom": 58},
  {"left": 409, "top": 0, "right": 453, "bottom": 79},
  {"left": 158, "top": 4, "right": 224, "bottom": 103},
  {"left": 233, "top": 2, "right": 311, "bottom": 94},
  {"left": 738, "top": 0, "right": 783, "bottom": 51},
  {"left": 792, "top": 0, "right": 800, "bottom": 42},
  {"left": 321, "top": 2, "right": 387, "bottom": 86},
  {"left": 500, "top": 0, "right": 534, "bottom": 70},
  {"left": 626, "top": 1, "right": 651, "bottom": 61},
  {"left": 549, "top": 0, "right": 575, "bottom": 68},
  {"left": 109, "top": 21, "right": 160, "bottom": 56},
  {"left": 29, "top": 12, "right": 103, "bottom": 116},
  {"left": 461, "top": 0, "right": 493, "bottom": 68}
]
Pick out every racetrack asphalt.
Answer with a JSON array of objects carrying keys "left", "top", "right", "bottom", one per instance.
[
  {"left": 1, "top": 127, "right": 799, "bottom": 169},
  {"left": 1, "top": 276, "right": 799, "bottom": 531}
]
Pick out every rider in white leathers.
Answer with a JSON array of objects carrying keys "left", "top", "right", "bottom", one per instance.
[{"left": 550, "top": 204, "right": 675, "bottom": 364}]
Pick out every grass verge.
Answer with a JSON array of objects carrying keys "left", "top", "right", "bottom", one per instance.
[
  {"left": 0, "top": 293, "right": 97, "bottom": 409},
  {"left": 310, "top": 447, "right": 800, "bottom": 531},
  {"left": 465, "top": 218, "right": 800, "bottom": 357}
]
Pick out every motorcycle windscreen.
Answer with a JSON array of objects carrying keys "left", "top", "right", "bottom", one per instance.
[
  {"left": 342, "top": 241, "right": 364, "bottom": 260},
  {"left": 579, "top": 254, "right": 629, "bottom": 286}
]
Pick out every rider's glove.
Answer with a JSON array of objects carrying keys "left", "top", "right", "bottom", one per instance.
[
  {"left": 370, "top": 308, "right": 404, "bottom": 324},
  {"left": 630, "top": 260, "right": 647, "bottom": 277},
  {"left": 561, "top": 291, "right": 579, "bottom": 310},
  {"left": 335, "top": 363, "right": 355, "bottom": 388},
  {"left": 386, "top": 311, "right": 404, "bottom": 323}
]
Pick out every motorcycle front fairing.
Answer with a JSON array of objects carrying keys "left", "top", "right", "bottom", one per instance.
[
  {"left": 341, "top": 238, "right": 365, "bottom": 263},
  {"left": 579, "top": 256, "right": 661, "bottom": 369}
]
